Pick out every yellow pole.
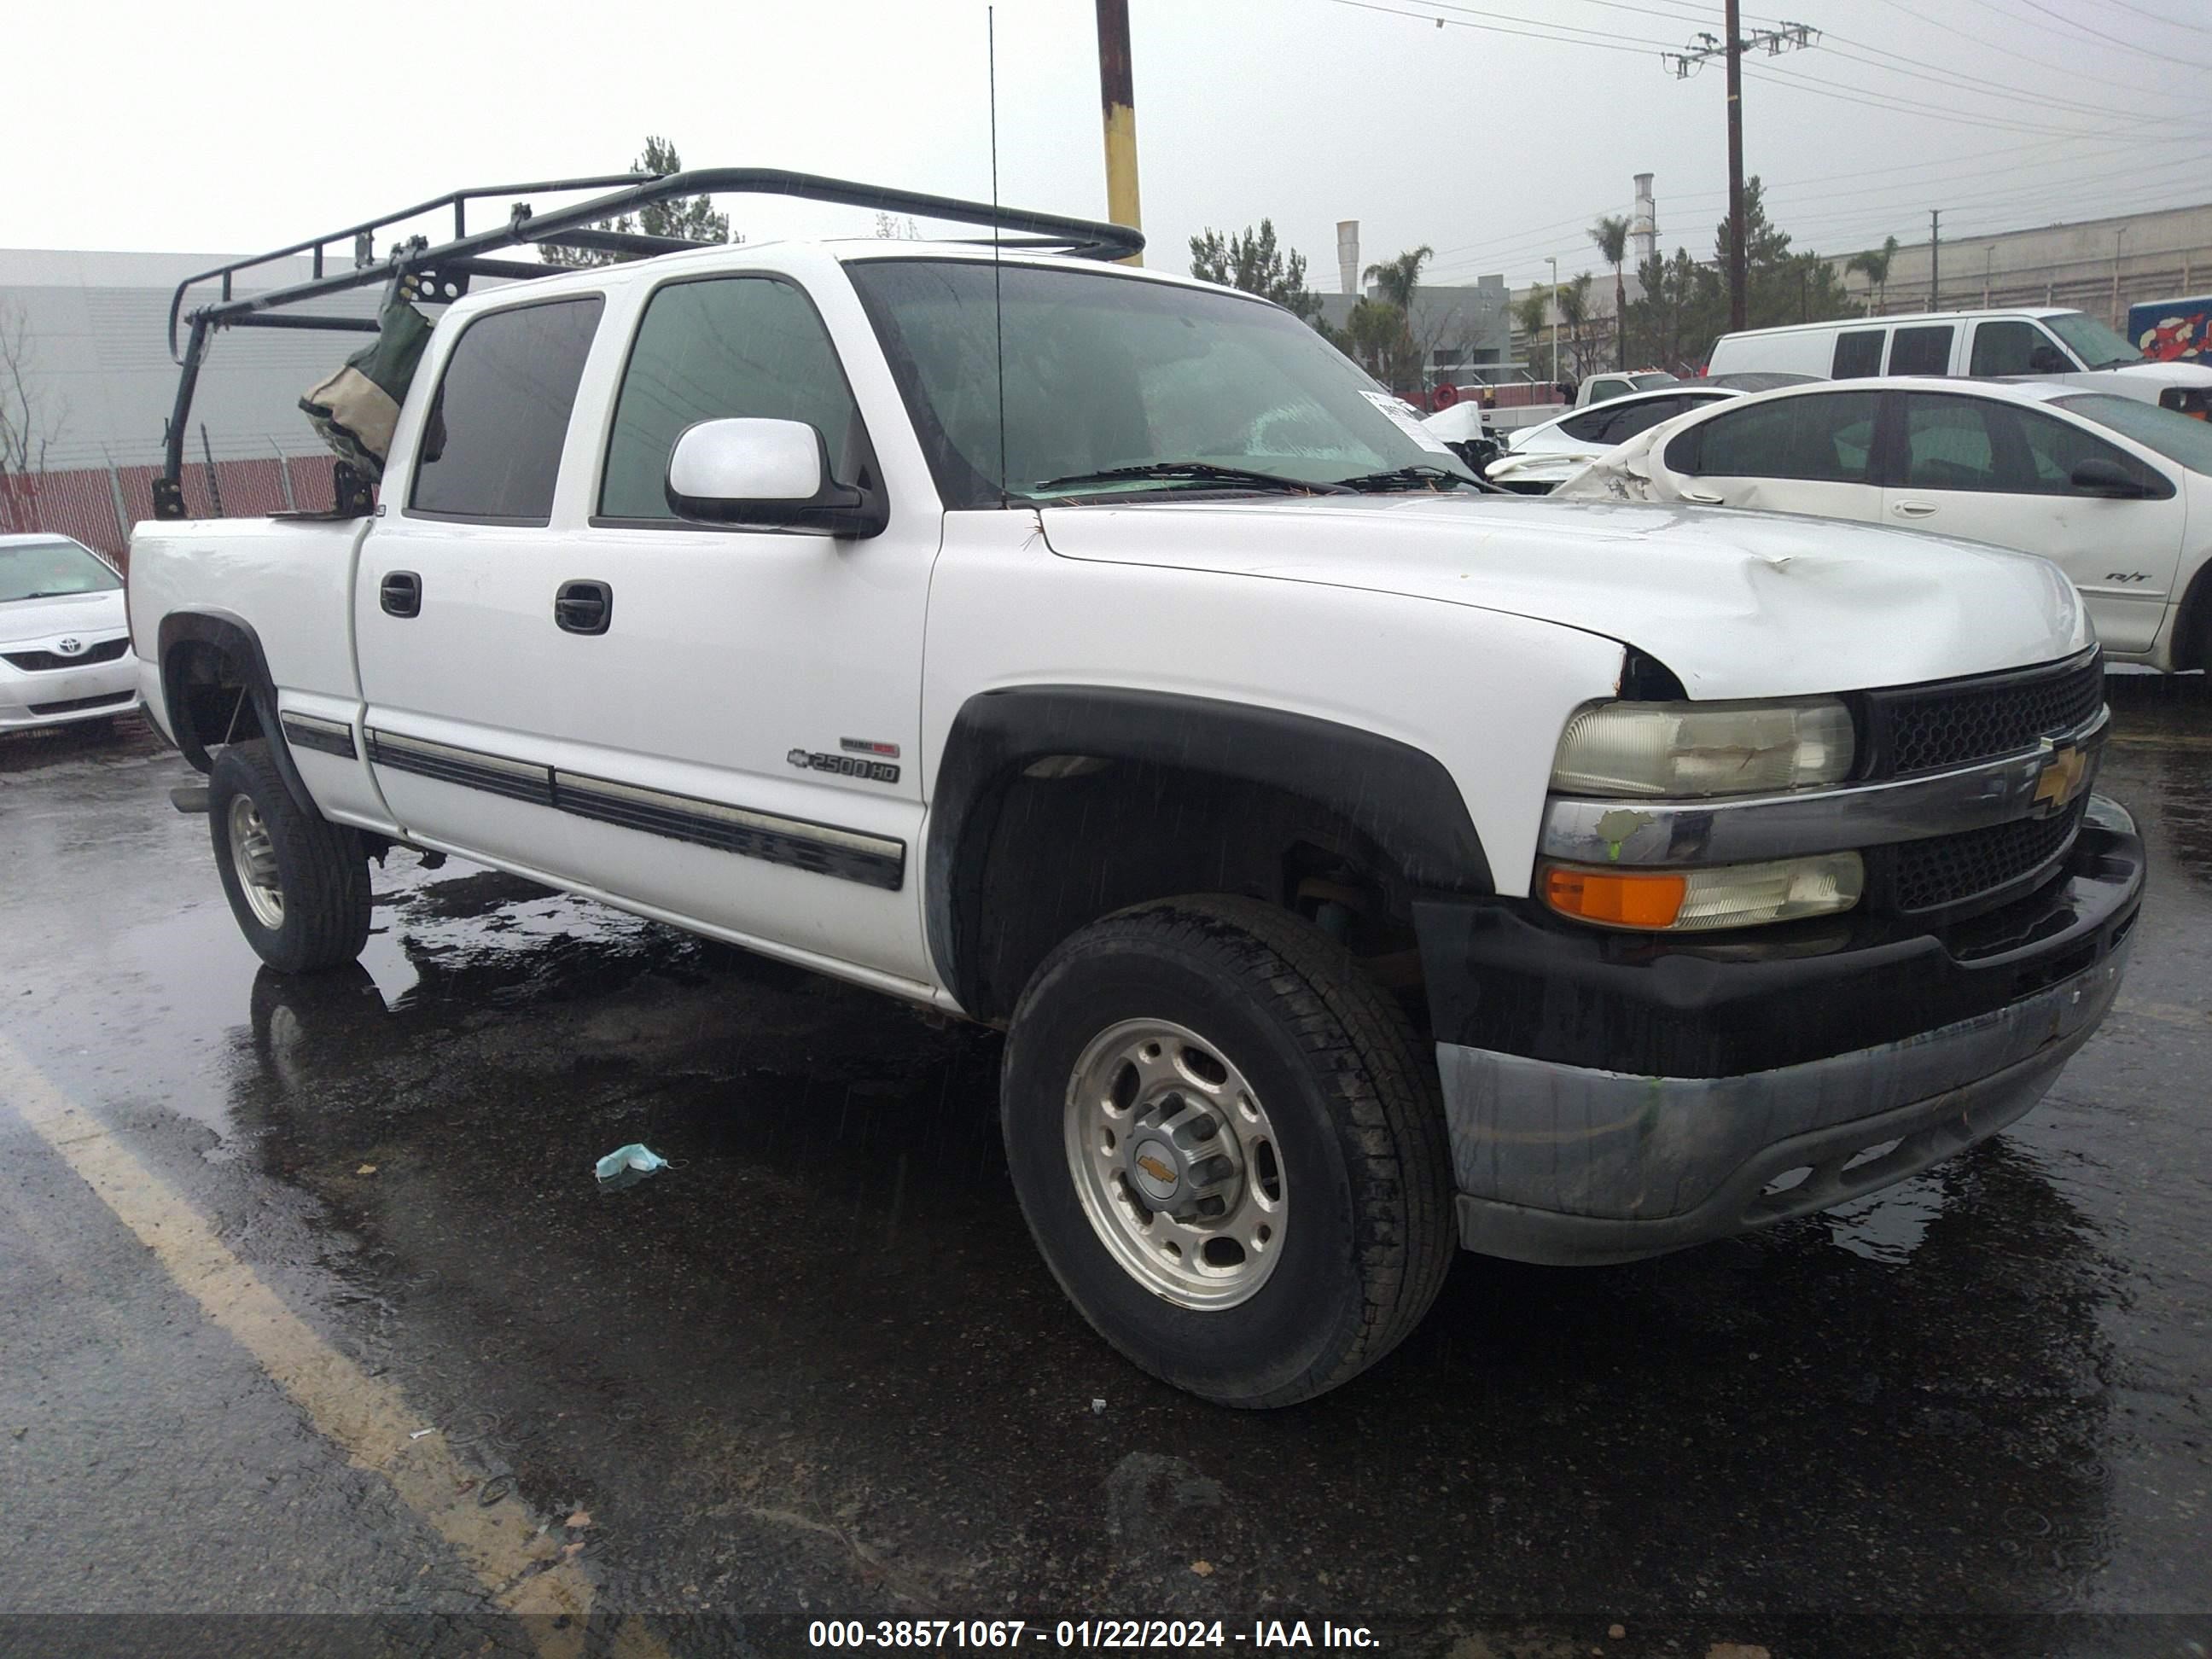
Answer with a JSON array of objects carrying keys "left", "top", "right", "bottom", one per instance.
[{"left": 1097, "top": 0, "right": 1144, "bottom": 265}]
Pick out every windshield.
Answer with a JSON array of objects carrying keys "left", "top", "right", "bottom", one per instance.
[
  {"left": 0, "top": 538, "right": 123, "bottom": 603},
  {"left": 2053, "top": 393, "right": 2212, "bottom": 475},
  {"left": 846, "top": 259, "right": 1476, "bottom": 507},
  {"left": 2046, "top": 311, "right": 2142, "bottom": 370}
]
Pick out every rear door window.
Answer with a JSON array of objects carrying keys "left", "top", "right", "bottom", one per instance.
[
  {"left": 410, "top": 297, "right": 604, "bottom": 522},
  {"left": 1888, "top": 325, "right": 1955, "bottom": 376},
  {"left": 1555, "top": 406, "right": 1617, "bottom": 444},
  {"left": 2015, "top": 405, "right": 2173, "bottom": 498},
  {"left": 1601, "top": 396, "right": 1691, "bottom": 444},
  {"left": 1832, "top": 330, "right": 1885, "bottom": 378},
  {"left": 1668, "top": 392, "right": 1882, "bottom": 483}
]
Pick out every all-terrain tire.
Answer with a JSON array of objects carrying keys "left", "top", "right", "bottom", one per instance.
[
  {"left": 1001, "top": 894, "right": 1454, "bottom": 1408},
  {"left": 208, "top": 740, "right": 371, "bottom": 973}
]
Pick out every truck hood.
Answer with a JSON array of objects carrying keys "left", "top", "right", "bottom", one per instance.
[
  {"left": 0, "top": 589, "right": 127, "bottom": 649},
  {"left": 1038, "top": 495, "right": 2089, "bottom": 700},
  {"left": 2109, "top": 360, "right": 2212, "bottom": 388}
]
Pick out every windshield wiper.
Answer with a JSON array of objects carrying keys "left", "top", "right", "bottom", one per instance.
[
  {"left": 1330, "top": 464, "right": 1482, "bottom": 492},
  {"left": 1030, "top": 462, "right": 1352, "bottom": 496}
]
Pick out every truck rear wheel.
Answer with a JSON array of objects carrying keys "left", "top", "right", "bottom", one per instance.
[
  {"left": 208, "top": 740, "right": 371, "bottom": 974},
  {"left": 1001, "top": 895, "right": 1453, "bottom": 1408}
]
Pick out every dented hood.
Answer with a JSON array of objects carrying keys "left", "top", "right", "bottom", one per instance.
[{"left": 1038, "top": 494, "right": 2088, "bottom": 701}]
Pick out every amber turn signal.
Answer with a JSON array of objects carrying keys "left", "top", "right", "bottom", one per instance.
[{"left": 1543, "top": 866, "right": 1688, "bottom": 928}]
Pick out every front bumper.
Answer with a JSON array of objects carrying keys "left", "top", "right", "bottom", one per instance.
[
  {"left": 1417, "top": 796, "right": 2144, "bottom": 1265},
  {"left": 0, "top": 652, "right": 140, "bottom": 731}
]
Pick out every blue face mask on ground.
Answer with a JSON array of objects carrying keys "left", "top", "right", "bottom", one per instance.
[{"left": 593, "top": 1144, "right": 668, "bottom": 1184}]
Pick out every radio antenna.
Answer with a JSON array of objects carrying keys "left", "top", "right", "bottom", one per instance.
[{"left": 989, "top": 6, "right": 1009, "bottom": 508}]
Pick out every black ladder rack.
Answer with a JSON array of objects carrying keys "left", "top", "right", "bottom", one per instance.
[{"left": 154, "top": 167, "right": 1144, "bottom": 520}]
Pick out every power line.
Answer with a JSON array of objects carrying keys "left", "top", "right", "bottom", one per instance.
[
  {"left": 1953, "top": 0, "right": 2212, "bottom": 73},
  {"left": 1741, "top": 61, "right": 2181, "bottom": 140},
  {"left": 1322, "top": 0, "right": 1674, "bottom": 54},
  {"left": 1812, "top": 35, "right": 2203, "bottom": 125},
  {"left": 1857, "top": 0, "right": 2201, "bottom": 103},
  {"left": 2100, "top": 0, "right": 2212, "bottom": 35}
]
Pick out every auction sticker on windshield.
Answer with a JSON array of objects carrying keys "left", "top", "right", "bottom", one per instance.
[{"left": 1359, "top": 390, "right": 1456, "bottom": 455}]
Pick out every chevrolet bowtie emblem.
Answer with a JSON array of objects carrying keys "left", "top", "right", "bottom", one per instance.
[{"left": 2032, "top": 741, "right": 2090, "bottom": 815}]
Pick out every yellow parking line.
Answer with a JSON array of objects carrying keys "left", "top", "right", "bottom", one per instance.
[{"left": 0, "top": 1036, "right": 669, "bottom": 1659}]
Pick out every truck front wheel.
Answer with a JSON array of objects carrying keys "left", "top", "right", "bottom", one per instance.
[
  {"left": 1001, "top": 895, "right": 1454, "bottom": 1408},
  {"left": 208, "top": 740, "right": 372, "bottom": 974}
]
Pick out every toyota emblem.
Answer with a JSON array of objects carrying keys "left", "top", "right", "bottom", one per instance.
[{"left": 55, "top": 637, "right": 84, "bottom": 655}]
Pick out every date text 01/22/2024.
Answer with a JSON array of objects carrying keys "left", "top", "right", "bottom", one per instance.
[{"left": 805, "top": 1620, "right": 1382, "bottom": 1650}]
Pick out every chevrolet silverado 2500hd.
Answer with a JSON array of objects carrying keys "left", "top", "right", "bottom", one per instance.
[{"left": 129, "top": 172, "right": 2144, "bottom": 1407}]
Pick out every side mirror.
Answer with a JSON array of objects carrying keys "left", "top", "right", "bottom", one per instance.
[
  {"left": 666, "top": 418, "right": 887, "bottom": 538},
  {"left": 2027, "top": 346, "right": 2071, "bottom": 375},
  {"left": 2069, "top": 456, "right": 2153, "bottom": 498}
]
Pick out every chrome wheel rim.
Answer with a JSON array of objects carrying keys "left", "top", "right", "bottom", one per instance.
[
  {"left": 227, "top": 795, "right": 285, "bottom": 930},
  {"left": 1064, "top": 1018, "right": 1287, "bottom": 1309}
]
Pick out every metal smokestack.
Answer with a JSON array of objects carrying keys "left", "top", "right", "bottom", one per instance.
[
  {"left": 1337, "top": 220, "right": 1360, "bottom": 296},
  {"left": 1633, "top": 174, "right": 1656, "bottom": 267}
]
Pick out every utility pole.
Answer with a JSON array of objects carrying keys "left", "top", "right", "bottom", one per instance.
[
  {"left": 1546, "top": 254, "right": 1559, "bottom": 385},
  {"left": 1667, "top": 16, "right": 1817, "bottom": 334},
  {"left": 1930, "top": 209, "right": 1940, "bottom": 309},
  {"left": 1096, "top": 0, "right": 1144, "bottom": 265}
]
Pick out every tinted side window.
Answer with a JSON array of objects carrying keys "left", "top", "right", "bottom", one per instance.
[
  {"left": 1969, "top": 321, "right": 2038, "bottom": 377},
  {"left": 1889, "top": 325, "right": 1955, "bottom": 376},
  {"left": 1671, "top": 393, "right": 1881, "bottom": 483},
  {"left": 1556, "top": 408, "right": 1615, "bottom": 443},
  {"left": 601, "top": 277, "right": 868, "bottom": 521},
  {"left": 1603, "top": 396, "right": 1688, "bottom": 443},
  {"left": 1832, "top": 331, "right": 1885, "bottom": 378},
  {"left": 410, "top": 298, "right": 603, "bottom": 521},
  {"left": 2014, "top": 406, "right": 2171, "bottom": 498}
]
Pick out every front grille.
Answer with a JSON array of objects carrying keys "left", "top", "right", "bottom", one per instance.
[
  {"left": 1890, "top": 798, "right": 2087, "bottom": 913},
  {"left": 26, "top": 691, "right": 134, "bottom": 717},
  {"left": 3, "top": 638, "right": 130, "bottom": 672},
  {"left": 1880, "top": 653, "right": 2104, "bottom": 775}
]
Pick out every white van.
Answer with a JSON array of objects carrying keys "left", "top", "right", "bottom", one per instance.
[{"left": 1708, "top": 308, "right": 2212, "bottom": 416}]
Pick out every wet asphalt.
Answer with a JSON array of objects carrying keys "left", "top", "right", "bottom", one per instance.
[{"left": 0, "top": 684, "right": 2208, "bottom": 1659}]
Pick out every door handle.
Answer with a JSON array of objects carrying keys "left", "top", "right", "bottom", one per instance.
[
  {"left": 1679, "top": 487, "right": 1725, "bottom": 504},
  {"left": 554, "top": 579, "right": 613, "bottom": 636},
  {"left": 379, "top": 571, "right": 422, "bottom": 618},
  {"left": 1893, "top": 500, "right": 1938, "bottom": 518}
]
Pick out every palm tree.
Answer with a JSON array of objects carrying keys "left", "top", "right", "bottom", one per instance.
[
  {"left": 1846, "top": 236, "right": 1901, "bottom": 316},
  {"left": 1513, "top": 284, "right": 1552, "bottom": 379},
  {"left": 1362, "top": 246, "right": 1434, "bottom": 311},
  {"left": 1589, "top": 216, "right": 1633, "bottom": 370},
  {"left": 1556, "top": 273, "right": 1595, "bottom": 379}
]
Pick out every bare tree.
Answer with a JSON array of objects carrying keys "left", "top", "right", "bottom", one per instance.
[{"left": 0, "top": 300, "right": 65, "bottom": 528}]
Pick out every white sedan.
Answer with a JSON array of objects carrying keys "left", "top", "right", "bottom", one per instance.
[
  {"left": 0, "top": 534, "right": 141, "bottom": 733},
  {"left": 1479, "top": 385, "right": 1745, "bottom": 493},
  {"left": 1553, "top": 377, "right": 2212, "bottom": 672}
]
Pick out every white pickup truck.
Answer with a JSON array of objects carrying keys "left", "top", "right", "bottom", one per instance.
[{"left": 130, "top": 172, "right": 2144, "bottom": 1406}]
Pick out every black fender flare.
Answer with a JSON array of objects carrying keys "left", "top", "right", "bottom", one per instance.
[
  {"left": 924, "top": 685, "right": 1492, "bottom": 1014},
  {"left": 155, "top": 609, "right": 317, "bottom": 818}
]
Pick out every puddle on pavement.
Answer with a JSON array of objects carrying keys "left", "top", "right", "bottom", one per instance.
[{"left": 1824, "top": 1170, "right": 1947, "bottom": 1264}]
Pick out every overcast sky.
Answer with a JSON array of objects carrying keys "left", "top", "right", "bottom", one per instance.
[{"left": 8, "top": 0, "right": 2207, "bottom": 293}]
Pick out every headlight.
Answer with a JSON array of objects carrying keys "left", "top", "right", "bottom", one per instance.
[
  {"left": 1543, "top": 853, "right": 1864, "bottom": 932},
  {"left": 1551, "top": 697, "right": 1854, "bottom": 797}
]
